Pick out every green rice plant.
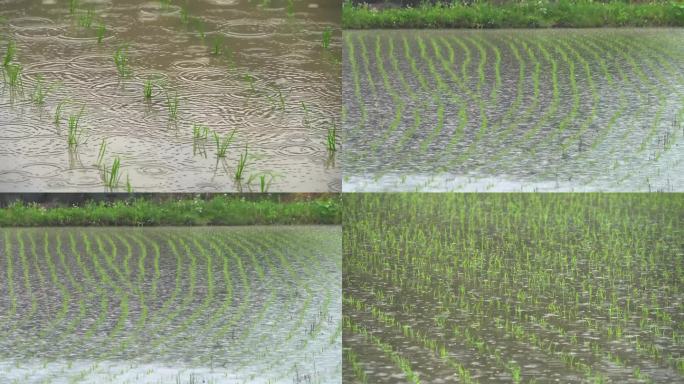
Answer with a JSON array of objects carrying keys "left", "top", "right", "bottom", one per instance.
[
  {"left": 30, "top": 75, "right": 55, "bottom": 105},
  {"left": 78, "top": 9, "right": 93, "bottom": 28},
  {"left": 210, "top": 36, "right": 222, "bottom": 56},
  {"left": 165, "top": 90, "right": 179, "bottom": 120},
  {"left": 54, "top": 99, "right": 68, "bottom": 125},
  {"left": 5, "top": 63, "right": 22, "bottom": 88},
  {"left": 286, "top": 0, "right": 295, "bottom": 16},
  {"left": 125, "top": 174, "right": 132, "bottom": 193},
  {"left": 67, "top": 106, "right": 86, "bottom": 147},
  {"left": 326, "top": 120, "right": 337, "bottom": 152},
  {"left": 96, "top": 138, "right": 107, "bottom": 166},
  {"left": 113, "top": 46, "right": 130, "bottom": 77},
  {"left": 96, "top": 24, "right": 106, "bottom": 44},
  {"left": 243, "top": 74, "right": 256, "bottom": 93},
  {"left": 69, "top": 0, "right": 78, "bottom": 14},
  {"left": 234, "top": 145, "right": 248, "bottom": 180},
  {"left": 3, "top": 40, "right": 16, "bottom": 67},
  {"left": 212, "top": 129, "right": 236, "bottom": 158},
  {"left": 180, "top": 7, "right": 190, "bottom": 25},
  {"left": 322, "top": 27, "right": 332, "bottom": 50},
  {"left": 143, "top": 79, "right": 154, "bottom": 100},
  {"left": 102, "top": 156, "right": 122, "bottom": 189},
  {"left": 192, "top": 124, "right": 209, "bottom": 140},
  {"left": 276, "top": 87, "right": 285, "bottom": 110}
]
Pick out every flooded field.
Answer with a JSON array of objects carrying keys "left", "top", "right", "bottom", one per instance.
[
  {"left": 0, "top": 226, "right": 341, "bottom": 383},
  {"left": 0, "top": 0, "right": 340, "bottom": 192},
  {"left": 343, "top": 193, "right": 684, "bottom": 383},
  {"left": 343, "top": 29, "right": 684, "bottom": 192}
]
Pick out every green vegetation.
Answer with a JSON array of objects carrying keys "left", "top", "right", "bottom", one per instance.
[
  {"left": 143, "top": 79, "right": 154, "bottom": 100},
  {"left": 113, "top": 46, "right": 130, "bottom": 77},
  {"left": 102, "top": 156, "right": 122, "bottom": 189},
  {"left": 0, "top": 195, "right": 341, "bottom": 226},
  {"left": 67, "top": 107, "right": 86, "bottom": 147},
  {"left": 213, "top": 129, "right": 237, "bottom": 158},
  {"left": 322, "top": 26, "right": 332, "bottom": 49},
  {"left": 343, "top": 193, "right": 684, "bottom": 383},
  {"left": 165, "top": 90, "right": 179, "bottom": 120},
  {"left": 343, "top": 1, "right": 684, "bottom": 29},
  {"left": 234, "top": 145, "right": 249, "bottom": 180},
  {"left": 326, "top": 119, "right": 338, "bottom": 152}
]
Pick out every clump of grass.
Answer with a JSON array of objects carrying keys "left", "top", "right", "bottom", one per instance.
[
  {"left": 286, "top": 0, "right": 295, "bottom": 16},
  {"left": 180, "top": 7, "right": 190, "bottom": 25},
  {"left": 67, "top": 106, "right": 86, "bottom": 147},
  {"left": 113, "top": 46, "right": 130, "bottom": 77},
  {"left": 192, "top": 124, "right": 209, "bottom": 140},
  {"left": 213, "top": 129, "right": 236, "bottom": 158},
  {"left": 3, "top": 40, "right": 16, "bottom": 67},
  {"left": 326, "top": 119, "right": 337, "bottom": 152},
  {"left": 96, "top": 138, "right": 107, "bottom": 166},
  {"left": 322, "top": 27, "right": 332, "bottom": 49},
  {"left": 143, "top": 79, "right": 154, "bottom": 100},
  {"left": 234, "top": 144, "right": 248, "bottom": 180},
  {"left": 165, "top": 90, "right": 179, "bottom": 120},
  {"left": 96, "top": 24, "right": 106, "bottom": 43},
  {"left": 126, "top": 174, "right": 132, "bottom": 193}
]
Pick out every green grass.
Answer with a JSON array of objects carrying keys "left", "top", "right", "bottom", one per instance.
[
  {"left": 4, "top": 63, "right": 22, "bottom": 88},
  {"left": 213, "top": 129, "right": 237, "bottom": 158},
  {"left": 0, "top": 195, "right": 341, "bottom": 226},
  {"left": 192, "top": 124, "right": 209, "bottom": 140},
  {"left": 31, "top": 75, "right": 55, "bottom": 105},
  {"left": 78, "top": 9, "right": 93, "bottom": 28},
  {"left": 342, "top": 0, "right": 684, "bottom": 29},
  {"left": 96, "top": 138, "right": 107, "bottom": 166},
  {"left": 54, "top": 99, "right": 68, "bottom": 125}
]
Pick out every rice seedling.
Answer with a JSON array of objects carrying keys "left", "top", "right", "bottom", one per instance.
[
  {"left": 5, "top": 63, "right": 23, "bottom": 88},
  {"left": 3, "top": 40, "right": 16, "bottom": 67},
  {"left": 113, "top": 46, "right": 130, "bottom": 77},
  {"left": 54, "top": 99, "right": 68, "bottom": 125},
  {"left": 125, "top": 174, "right": 132, "bottom": 193},
  {"left": 192, "top": 124, "right": 209, "bottom": 140},
  {"left": 69, "top": 0, "right": 78, "bottom": 15},
  {"left": 96, "top": 138, "right": 107, "bottom": 166},
  {"left": 78, "top": 9, "right": 93, "bottom": 28},
  {"left": 96, "top": 24, "right": 106, "bottom": 43},
  {"left": 67, "top": 106, "right": 86, "bottom": 147},
  {"left": 30, "top": 75, "right": 55, "bottom": 105},
  {"left": 210, "top": 36, "right": 222, "bottom": 56},
  {"left": 102, "top": 156, "right": 122, "bottom": 189},
  {"left": 322, "top": 27, "right": 332, "bottom": 50},
  {"left": 212, "top": 129, "right": 236, "bottom": 158},
  {"left": 143, "top": 79, "right": 154, "bottom": 100},
  {"left": 243, "top": 74, "right": 256, "bottom": 93},
  {"left": 165, "top": 90, "right": 179, "bottom": 120},
  {"left": 326, "top": 120, "right": 337, "bottom": 152},
  {"left": 286, "top": 0, "right": 295, "bottom": 16},
  {"left": 180, "top": 7, "right": 190, "bottom": 25},
  {"left": 234, "top": 145, "right": 248, "bottom": 180}
]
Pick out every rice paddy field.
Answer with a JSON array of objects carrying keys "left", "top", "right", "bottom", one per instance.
[
  {"left": 343, "top": 193, "right": 684, "bottom": 383},
  {"left": 342, "top": 29, "right": 684, "bottom": 192},
  {"left": 0, "top": 0, "right": 340, "bottom": 193},
  {"left": 0, "top": 226, "right": 341, "bottom": 383}
]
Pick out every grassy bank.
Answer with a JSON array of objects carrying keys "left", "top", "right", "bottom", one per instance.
[
  {"left": 0, "top": 194, "right": 341, "bottom": 226},
  {"left": 343, "top": 1, "right": 684, "bottom": 29}
]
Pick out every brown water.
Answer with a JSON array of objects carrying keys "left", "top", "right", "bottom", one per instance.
[{"left": 0, "top": 0, "right": 341, "bottom": 192}]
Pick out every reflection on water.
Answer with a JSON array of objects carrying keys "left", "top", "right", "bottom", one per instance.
[
  {"left": 343, "top": 29, "right": 684, "bottom": 192},
  {"left": 0, "top": 0, "right": 341, "bottom": 192},
  {"left": 0, "top": 226, "right": 342, "bottom": 383}
]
